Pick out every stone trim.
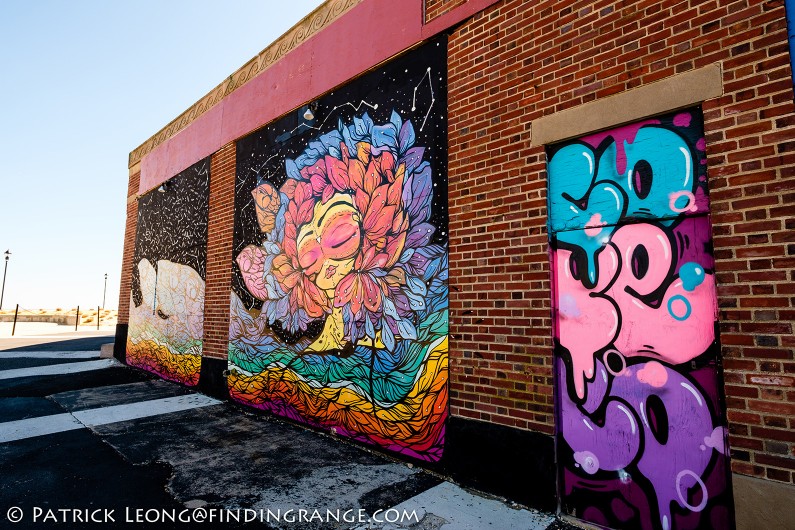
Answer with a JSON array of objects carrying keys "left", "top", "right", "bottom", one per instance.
[{"left": 530, "top": 63, "right": 723, "bottom": 146}]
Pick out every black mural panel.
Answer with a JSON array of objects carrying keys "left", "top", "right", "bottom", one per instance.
[
  {"left": 228, "top": 36, "right": 450, "bottom": 461},
  {"left": 127, "top": 158, "right": 210, "bottom": 386},
  {"left": 233, "top": 45, "right": 448, "bottom": 310}
]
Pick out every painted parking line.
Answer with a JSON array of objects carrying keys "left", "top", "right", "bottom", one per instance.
[
  {"left": 0, "top": 351, "right": 100, "bottom": 360},
  {"left": 0, "top": 394, "right": 222, "bottom": 443},
  {"left": 0, "top": 359, "right": 115, "bottom": 380},
  {"left": 384, "top": 481, "right": 555, "bottom": 530}
]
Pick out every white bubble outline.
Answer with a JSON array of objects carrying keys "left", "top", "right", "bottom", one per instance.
[{"left": 675, "top": 469, "right": 709, "bottom": 512}]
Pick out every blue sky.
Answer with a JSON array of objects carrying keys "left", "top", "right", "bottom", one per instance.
[{"left": 0, "top": 0, "right": 323, "bottom": 310}]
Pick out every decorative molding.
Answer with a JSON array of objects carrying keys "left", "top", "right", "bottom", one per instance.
[
  {"left": 128, "top": 0, "right": 361, "bottom": 168},
  {"left": 530, "top": 63, "right": 723, "bottom": 147}
]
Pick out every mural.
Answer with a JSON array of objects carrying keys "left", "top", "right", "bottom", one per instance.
[
  {"left": 547, "top": 110, "right": 734, "bottom": 529},
  {"left": 228, "top": 37, "right": 448, "bottom": 461},
  {"left": 127, "top": 159, "right": 210, "bottom": 386}
]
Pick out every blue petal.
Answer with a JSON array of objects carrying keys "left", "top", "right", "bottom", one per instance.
[
  {"left": 320, "top": 130, "right": 343, "bottom": 158},
  {"left": 398, "top": 120, "right": 416, "bottom": 155},
  {"left": 372, "top": 124, "right": 398, "bottom": 151},
  {"left": 341, "top": 123, "right": 357, "bottom": 153},
  {"left": 396, "top": 319, "right": 417, "bottom": 340},
  {"left": 382, "top": 297, "right": 400, "bottom": 319},
  {"left": 390, "top": 110, "right": 403, "bottom": 133},
  {"left": 407, "top": 275, "right": 428, "bottom": 297},
  {"left": 353, "top": 113, "right": 373, "bottom": 140},
  {"left": 405, "top": 289, "right": 426, "bottom": 311},
  {"left": 399, "top": 248, "right": 415, "bottom": 263},
  {"left": 263, "top": 242, "right": 281, "bottom": 255},
  {"left": 285, "top": 158, "right": 301, "bottom": 180},
  {"left": 381, "top": 320, "right": 395, "bottom": 351}
]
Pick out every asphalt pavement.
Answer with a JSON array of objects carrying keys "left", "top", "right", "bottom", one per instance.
[{"left": 0, "top": 329, "right": 573, "bottom": 530}]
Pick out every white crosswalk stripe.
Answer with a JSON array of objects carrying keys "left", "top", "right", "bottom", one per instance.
[
  {"left": 0, "top": 351, "right": 100, "bottom": 359},
  {"left": 73, "top": 394, "right": 221, "bottom": 426},
  {"left": 0, "top": 414, "right": 84, "bottom": 443},
  {"left": 0, "top": 395, "right": 222, "bottom": 443},
  {"left": 0, "top": 359, "right": 115, "bottom": 380},
  {"left": 0, "top": 351, "right": 222, "bottom": 443}
]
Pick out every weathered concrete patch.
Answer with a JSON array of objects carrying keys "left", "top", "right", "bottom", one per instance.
[
  {"left": 377, "top": 481, "right": 556, "bottom": 530},
  {"left": 0, "top": 396, "right": 66, "bottom": 423},
  {"left": 51, "top": 379, "right": 194, "bottom": 412},
  {"left": 251, "top": 463, "right": 416, "bottom": 525},
  {"left": 93, "top": 405, "right": 443, "bottom": 529},
  {"left": 100, "top": 343, "right": 114, "bottom": 358},
  {"left": 359, "top": 472, "right": 444, "bottom": 514},
  {"left": 0, "top": 365, "right": 154, "bottom": 397},
  {"left": 0, "top": 429, "right": 181, "bottom": 530},
  {"left": 73, "top": 394, "right": 221, "bottom": 427}
]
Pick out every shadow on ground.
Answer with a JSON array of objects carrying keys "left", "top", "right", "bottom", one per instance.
[{"left": 0, "top": 335, "right": 113, "bottom": 352}]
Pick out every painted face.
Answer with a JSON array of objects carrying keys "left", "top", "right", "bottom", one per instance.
[{"left": 296, "top": 193, "right": 362, "bottom": 293}]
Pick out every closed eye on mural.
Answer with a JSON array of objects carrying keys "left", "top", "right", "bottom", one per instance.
[{"left": 227, "top": 37, "right": 449, "bottom": 462}]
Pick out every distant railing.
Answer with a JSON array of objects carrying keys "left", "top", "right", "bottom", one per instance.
[{"left": 0, "top": 305, "right": 117, "bottom": 335}]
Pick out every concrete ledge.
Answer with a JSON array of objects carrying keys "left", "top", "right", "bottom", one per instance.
[
  {"left": 0, "top": 314, "right": 77, "bottom": 325},
  {"left": 100, "top": 343, "right": 115, "bottom": 359},
  {"left": 439, "top": 416, "right": 556, "bottom": 512},
  {"left": 733, "top": 473, "right": 795, "bottom": 530},
  {"left": 531, "top": 63, "right": 723, "bottom": 146}
]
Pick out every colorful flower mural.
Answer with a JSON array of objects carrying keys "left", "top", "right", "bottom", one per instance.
[
  {"left": 228, "top": 39, "right": 448, "bottom": 461},
  {"left": 127, "top": 159, "right": 210, "bottom": 386},
  {"left": 547, "top": 109, "right": 734, "bottom": 530}
]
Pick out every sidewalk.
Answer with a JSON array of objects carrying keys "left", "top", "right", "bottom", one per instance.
[{"left": 0, "top": 332, "right": 575, "bottom": 529}]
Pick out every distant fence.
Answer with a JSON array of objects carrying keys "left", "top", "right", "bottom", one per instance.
[
  {"left": 0, "top": 313, "right": 77, "bottom": 325},
  {"left": 0, "top": 306, "right": 117, "bottom": 335}
]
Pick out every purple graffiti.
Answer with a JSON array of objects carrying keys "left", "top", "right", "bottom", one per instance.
[
  {"left": 558, "top": 357, "right": 727, "bottom": 529},
  {"left": 548, "top": 110, "right": 732, "bottom": 529}
]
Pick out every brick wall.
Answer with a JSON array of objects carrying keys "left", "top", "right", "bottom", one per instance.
[
  {"left": 203, "top": 142, "right": 237, "bottom": 359},
  {"left": 425, "top": 0, "right": 467, "bottom": 22},
  {"left": 120, "top": 0, "right": 795, "bottom": 485},
  {"left": 117, "top": 169, "right": 140, "bottom": 325},
  {"left": 445, "top": 0, "right": 795, "bottom": 482}
]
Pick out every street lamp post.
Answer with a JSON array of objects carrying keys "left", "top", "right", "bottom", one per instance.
[
  {"left": 102, "top": 273, "right": 108, "bottom": 309},
  {"left": 1, "top": 250, "right": 10, "bottom": 311}
]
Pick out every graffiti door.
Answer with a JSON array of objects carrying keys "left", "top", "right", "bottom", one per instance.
[
  {"left": 227, "top": 37, "right": 449, "bottom": 461},
  {"left": 127, "top": 158, "right": 210, "bottom": 386},
  {"left": 547, "top": 110, "right": 734, "bottom": 529}
]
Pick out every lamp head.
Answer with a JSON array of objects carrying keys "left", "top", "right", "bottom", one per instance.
[{"left": 302, "top": 101, "right": 319, "bottom": 121}]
